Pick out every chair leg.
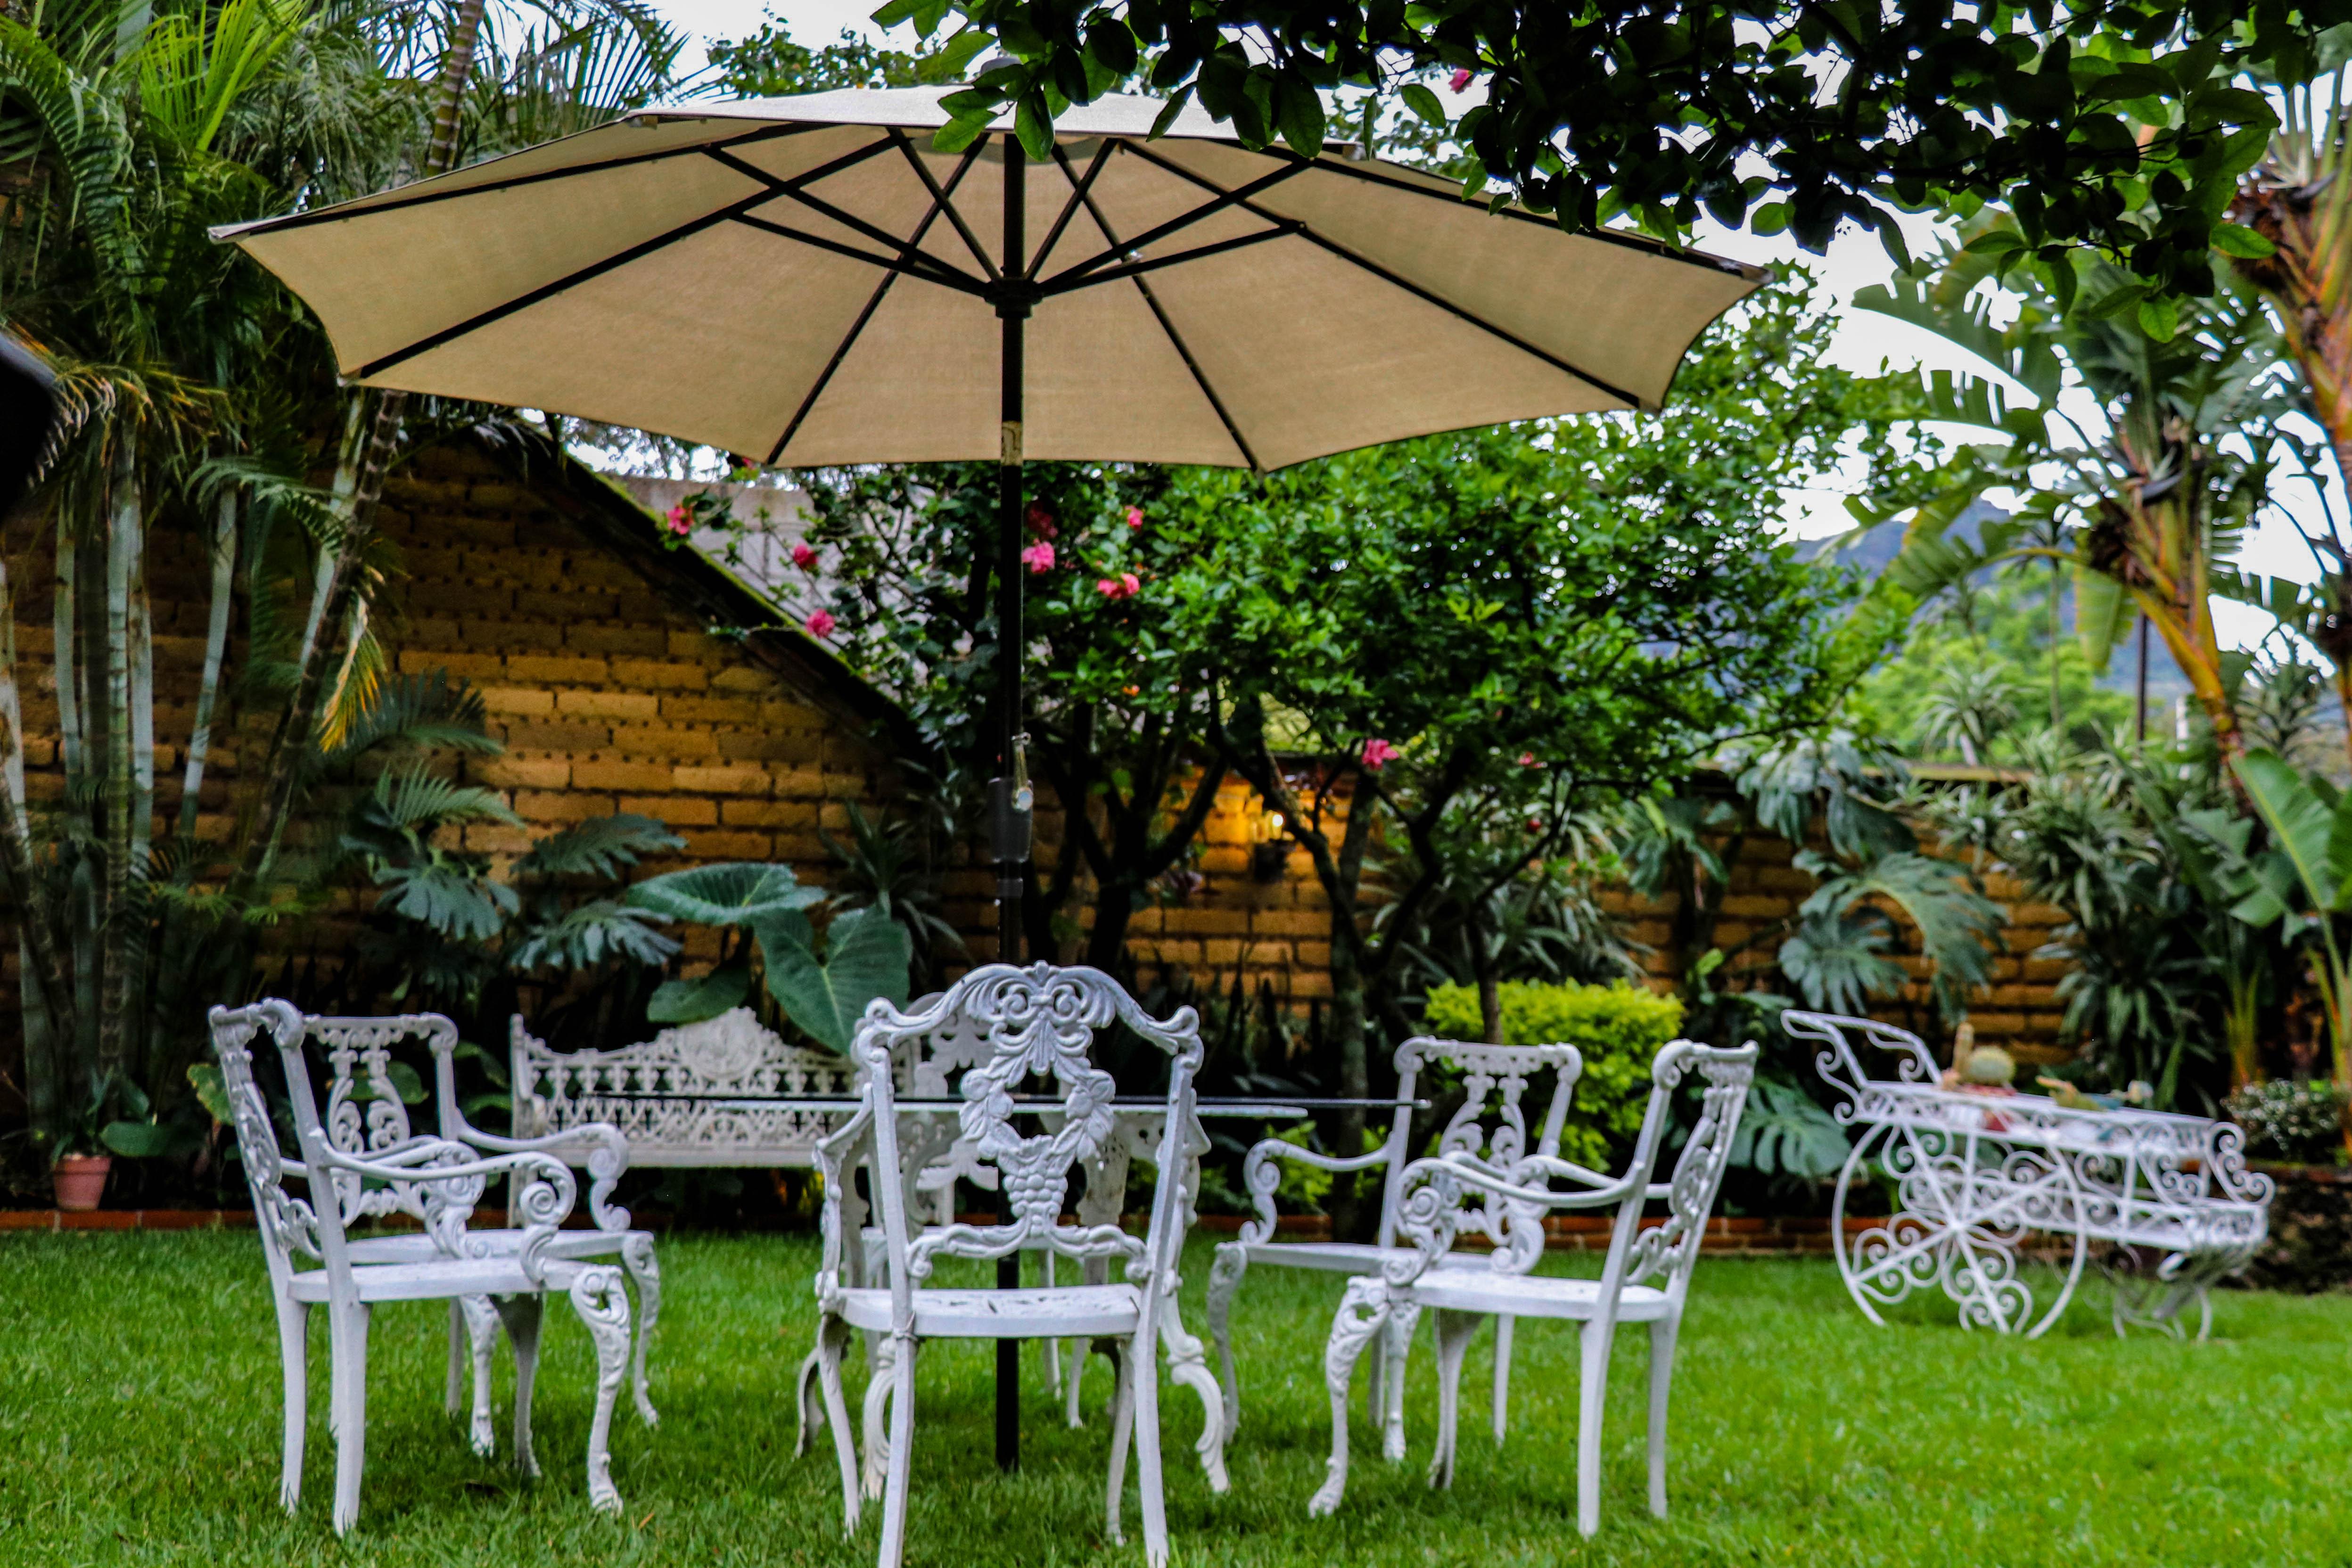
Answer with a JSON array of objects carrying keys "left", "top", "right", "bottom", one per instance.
[
  {"left": 1427, "top": 1309, "right": 1480, "bottom": 1491},
  {"left": 276, "top": 1299, "right": 309, "bottom": 1512},
  {"left": 461, "top": 1296, "right": 500, "bottom": 1458},
  {"left": 1204, "top": 1243, "right": 1248, "bottom": 1438},
  {"left": 493, "top": 1294, "right": 545, "bottom": 1481},
  {"left": 1158, "top": 1297, "right": 1228, "bottom": 1494},
  {"left": 1042, "top": 1251, "right": 1062, "bottom": 1399},
  {"left": 875, "top": 1335, "right": 918, "bottom": 1568},
  {"left": 1575, "top": 1317, "right": 1615, "bottom": 1539},
  {"left": 861, "top": 1333, "right": 897, "bottom": 1502},
  {"left": 1063, "top": 1338, "right": 1089, "bottom": 1428},
  {"left": 1491, "top": 1315, "right": 1515, "bottom": 1446},
  {"left": 794, "top": 1346, "right": 824, "bottom": 1457},
  {"left": 567, "top": 1266, "right": 631, "bottom": 1513},
  {"left": 814, "top": 1313, "right": 862, "bottom": 1533},
  {"left": 444, "top": 1300, "right": 465, "bottom": 1417},
  {"left": 1380, "top": 1302, "right": 1419, "bottom": 1464},
  {"left": 1307, "top": 1277, "right": 1389, "bottom": 1518},
  {"left": 1133, "top": 1324, "right": 1168, "bottom": 1568},
  {"left": 328, "top": 1303, "right": 370, "bottom": 1536},
  {"left": 1647, "top": 1316, "right": 1680, "bottom": 1520},
  {"left": 1104, "top": 1341, "right": 1133, "bottom": 1547},
  {"left": 620, "top": 1234, "right": 661, "bottom": 1427}
]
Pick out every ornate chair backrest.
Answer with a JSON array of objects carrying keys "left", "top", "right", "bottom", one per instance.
[
  {"left": 510, "top": 1007, "right": 854, "bottom": 1166},
  {"left": 1376, "top": 1038, "right": 1583, "bottom": 1270},
  {"left": 311, "top": 1012, "right": 458, "bottom": 1226},
  {"left": 847, "top": 964, "right": 1203, "bottom": 1328},
  {"left": 210, "top": 1000, "right": 356, "bottom": 1304},
  {"left": 1592, "top": 1040, "right": 1759, "bottom": 1311}
]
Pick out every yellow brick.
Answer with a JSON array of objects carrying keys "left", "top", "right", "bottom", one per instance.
[
  {"left": 479, "top": 686, "right": 554, "bottom": 716},
  {"left": 682, "top": 829, "right": 774, "bottom": 859},
  {"left": 507, "top": 654, "right": 610, "bottom": 685},
  {"left": 557, "top": 690, "right": 663, "bottom": 722},
  {"left": 674, "top": 765, "right": 773, "bottom": 796},
  {"left": 469, "top": 756, "right": 570, "bottom": 790},
  {"left": 573, "top": 760, "right": 675, "bottom": 793},
  {"left": 609, "top": 658, "right": 710, "bottom": 691},
  {"left": 513, "top": 789, "right": 617, "bottom": 822},
  {"left": 624, "top": 794, "right": 717, "bottom": 827}
]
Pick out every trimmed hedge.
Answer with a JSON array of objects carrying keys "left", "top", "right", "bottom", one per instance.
[{"left": 1422, "top": 980, "right": 1685, "bottom": 1168}]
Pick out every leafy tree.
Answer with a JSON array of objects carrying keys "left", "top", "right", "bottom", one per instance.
[
  {"left": 900, "top": 0, "right": 2336, "bottom": 299},
  {"left": 1864, "top": 221, "right": 2301, "bottom": 763},
  {"left": 707, "top": 11, "right": 977, "bottom": 98}
]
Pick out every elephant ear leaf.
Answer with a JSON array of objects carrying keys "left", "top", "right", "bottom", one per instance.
[
  {"left": 625, "top": 862, "right": 824, "bottom": 926},
  {"left": 2236, "top": 751, "right": 2343, "bottom": 914},
  {"left": 757, "top": 907, "right": 912, "bottom": 1053}
]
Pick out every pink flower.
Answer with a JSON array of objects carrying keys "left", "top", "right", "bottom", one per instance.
[
  {"left": 790, "top": 542, "right": 818, "bottom": 569},
  {"left": 1025, "top": 502, "right": 1057, "bottom": 539},
  {"left": 1095, "top": 572, "right": 1141, "bottom": 600},
  {"left": 1447, "top": 67, "right": 1473, "bottom": 94},
  {"left": 1360, "top": 737, "right": 1399, "bottom": 771},
  {"left": 666, "top": 504, "right": 691, "bottom": 536},
  {"left": 1121, "top": 571, "right": 1140, "bottom": 596},
  {"left": 1021, "top": 541, "right": 1056, "bottom": 573},
  {"left": 1518, "top": 751, "right": 1539, "bottom": 767},
  {"left": 805, "top": 608, "right": 836, "bottom": 639},
  {"left": 1126, "top": 505, "right": 1146, "bottom": 530}
]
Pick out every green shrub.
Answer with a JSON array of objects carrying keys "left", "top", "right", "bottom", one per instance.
[
  {"left": 1422, "top": 981, "right": 1685, "bottom": 1168},
  {"left": 2226, "top": 1079, "right": 2348, "bottom": 1166}
]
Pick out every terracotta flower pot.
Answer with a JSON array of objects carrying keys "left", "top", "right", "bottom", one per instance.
[{"left": 52, "top": 1154, "right": 111, "bottom": 1212}]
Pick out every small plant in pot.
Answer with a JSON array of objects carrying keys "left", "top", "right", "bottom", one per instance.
[{"left": 51, "top": 1070, "right": 189, "bottom": 1211}]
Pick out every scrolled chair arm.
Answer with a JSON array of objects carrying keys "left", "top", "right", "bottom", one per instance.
[
  {"left": 812, "top": 1103, "right": 875, "bottom": 1309},
  {"left": 316, "top": 1140, "right": 579, "bottom": 1282},
  {"left": 1235, "top": 1134, "right": 1391, "bottom": 1247},
  {"left": 458, "top": 1120, "right": 633, "bottom": 1232},
  {"left": 1382, "top": 1151, "right": 1639, "bottom": 1287}
]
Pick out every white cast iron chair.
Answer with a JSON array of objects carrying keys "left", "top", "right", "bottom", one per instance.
[
  {"left": 1205, "top": 1038, "right": 1582, "bottom": 1468},
  {"left": 310, "top": 1011, "right": 661, "bottom": 1445},
  {"left": 211, "top": 1001, "right": 635, "bottom": 1533},
  {"left": 802, "top": 964, "right": 1203, "bottom": 1568},
  {"left": 1309, "top": 1038, "right": 1757, "bottom": 1537}
]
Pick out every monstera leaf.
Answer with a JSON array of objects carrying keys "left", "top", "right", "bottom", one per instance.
[
  {"left": 758, "top": 906, "right": 912, "bottom": 1053},
  {"left": 625, "top": 862, "right": 824, "bottom": 926}
]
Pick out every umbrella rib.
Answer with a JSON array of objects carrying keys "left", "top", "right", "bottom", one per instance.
[
  {"left": 766, "top": 143, "right": 989, "bottom": 465},
  {"left": 1036, "top": 223, "right": 1299, "bottom": 297},
  {"left": 887, "top": 128, "right": 1001, "bottom": 282},
  {"left": 1053, "top": 144, "right": 1258, "bottom": 471},
  {"left": 1290, "top": 154, "right": 1762, "bottom": 279},
  {"left": 1118, "top": 141, "right": 1645, "bottom": 410},
  {"left": 702, "top": 145, "right": 991, "bottom": 295},
  {"left": 1038, "top": 158, "right": 1312, "bottom": 292},
  {"left": 1028, "top": 138, "right": 1115, "bottom": 274},
  {"left": 348, "top": 138, "right": 907, "bottom": 380},
  {"left": 729, "top": 213, "right": 989, "bottom": 297},
  {"left": 223, "top": 120, "right": 832, "bottom": 238}
]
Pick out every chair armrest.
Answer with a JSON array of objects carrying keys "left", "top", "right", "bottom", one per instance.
[
  {"left": 1236, "top": 1135, "right": 1392, "bottom": 1247},
  {"left": 315, "top": 1141, "right": 579, "bottom": 1280},
  {"left": 815, "top": 1104, "right": 876, "bottom": 1302},
  {"left": 1380, "top": 1152, "right": 1638, "bottom": 1286},
  {"left": 459, "top": 1121, "right": 633, "bottom": 1232}
]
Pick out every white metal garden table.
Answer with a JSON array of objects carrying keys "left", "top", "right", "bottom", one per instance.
[{"left": 1788, "top": 1012, "right": 2273, "bottom": 1339}]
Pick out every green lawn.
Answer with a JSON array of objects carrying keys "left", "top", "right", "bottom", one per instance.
[{"left": 1, "top": 1231, "right": 2346, "bottom": 1566}]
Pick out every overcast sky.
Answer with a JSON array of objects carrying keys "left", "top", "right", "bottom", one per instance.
[{"left": 639, "top": 2, "right": 2334, "bottom": 651}]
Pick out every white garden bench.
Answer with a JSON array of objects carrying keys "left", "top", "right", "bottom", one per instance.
[{"left": 510, "top": 1007, "right": 852, "bottom": 1167}]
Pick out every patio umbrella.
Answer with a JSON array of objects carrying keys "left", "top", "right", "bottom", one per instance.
[
  {"left": 216, "top": 87, "right": 1767, "bottom": 1472},
  {"left": 215, "top": 84, "right": 1765, "bottom": 964}
]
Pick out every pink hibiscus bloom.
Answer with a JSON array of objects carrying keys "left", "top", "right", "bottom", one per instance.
[
  {"left": 1126, "top": 505, "right": 1146, "bottom": 530},
  {"left": 1518, "top": 751, "right": 1539, "bottom": 767},
  {"left": 1360, "top": 737, "right": 1399, "bottom": 771},
  {"left": 1095, "top": 572, "right": 1141, "bottom": 600},
  {"left": 790, "top": 542, "right": 818, "bottom": 569},
  {"left": 1021, "top": 541, "right": 1056, "bottom": 573},
  {"left": 805, "top": 608, "right": 836, "bottom": 639},
  {"left": 1448, "top": 67, "right": 1473, "bottom": 93},
  {"left": 666, "top": 505, "right": 691, "bottom": 536},
  {"left": 1025, "top": 502, "right": 1057, "bottom": 538}
]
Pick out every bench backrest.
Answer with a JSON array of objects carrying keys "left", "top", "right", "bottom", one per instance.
[{"left": 511, "top": 1007, "right": 853, "bottom": 1166}]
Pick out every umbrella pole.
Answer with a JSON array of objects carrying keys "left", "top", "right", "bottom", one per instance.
[{"left": 991, "top": 131, "right": 1031, "bottom": 1474}]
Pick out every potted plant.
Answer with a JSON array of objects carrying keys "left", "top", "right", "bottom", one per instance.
[{"left": 50, "top": 1069, "right": 174, "bottom": 1212}]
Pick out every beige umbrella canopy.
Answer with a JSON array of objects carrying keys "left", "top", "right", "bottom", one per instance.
[{"left": 217, "top": 86, "right": 1765, "bottom": 472}]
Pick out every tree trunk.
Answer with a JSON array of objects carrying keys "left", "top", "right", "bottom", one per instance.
[
  {"left": 98, "top": 431, "right": 137, "bottom": 1083},
  {"left": 179, "top": 491, "right": 236, "bottom": 837},
  {"left": 236, "top": 0, "right": 489, "bottom": 888},
  {"left": 0, "top": 557, "right": 77, "bottom": 1142}
]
